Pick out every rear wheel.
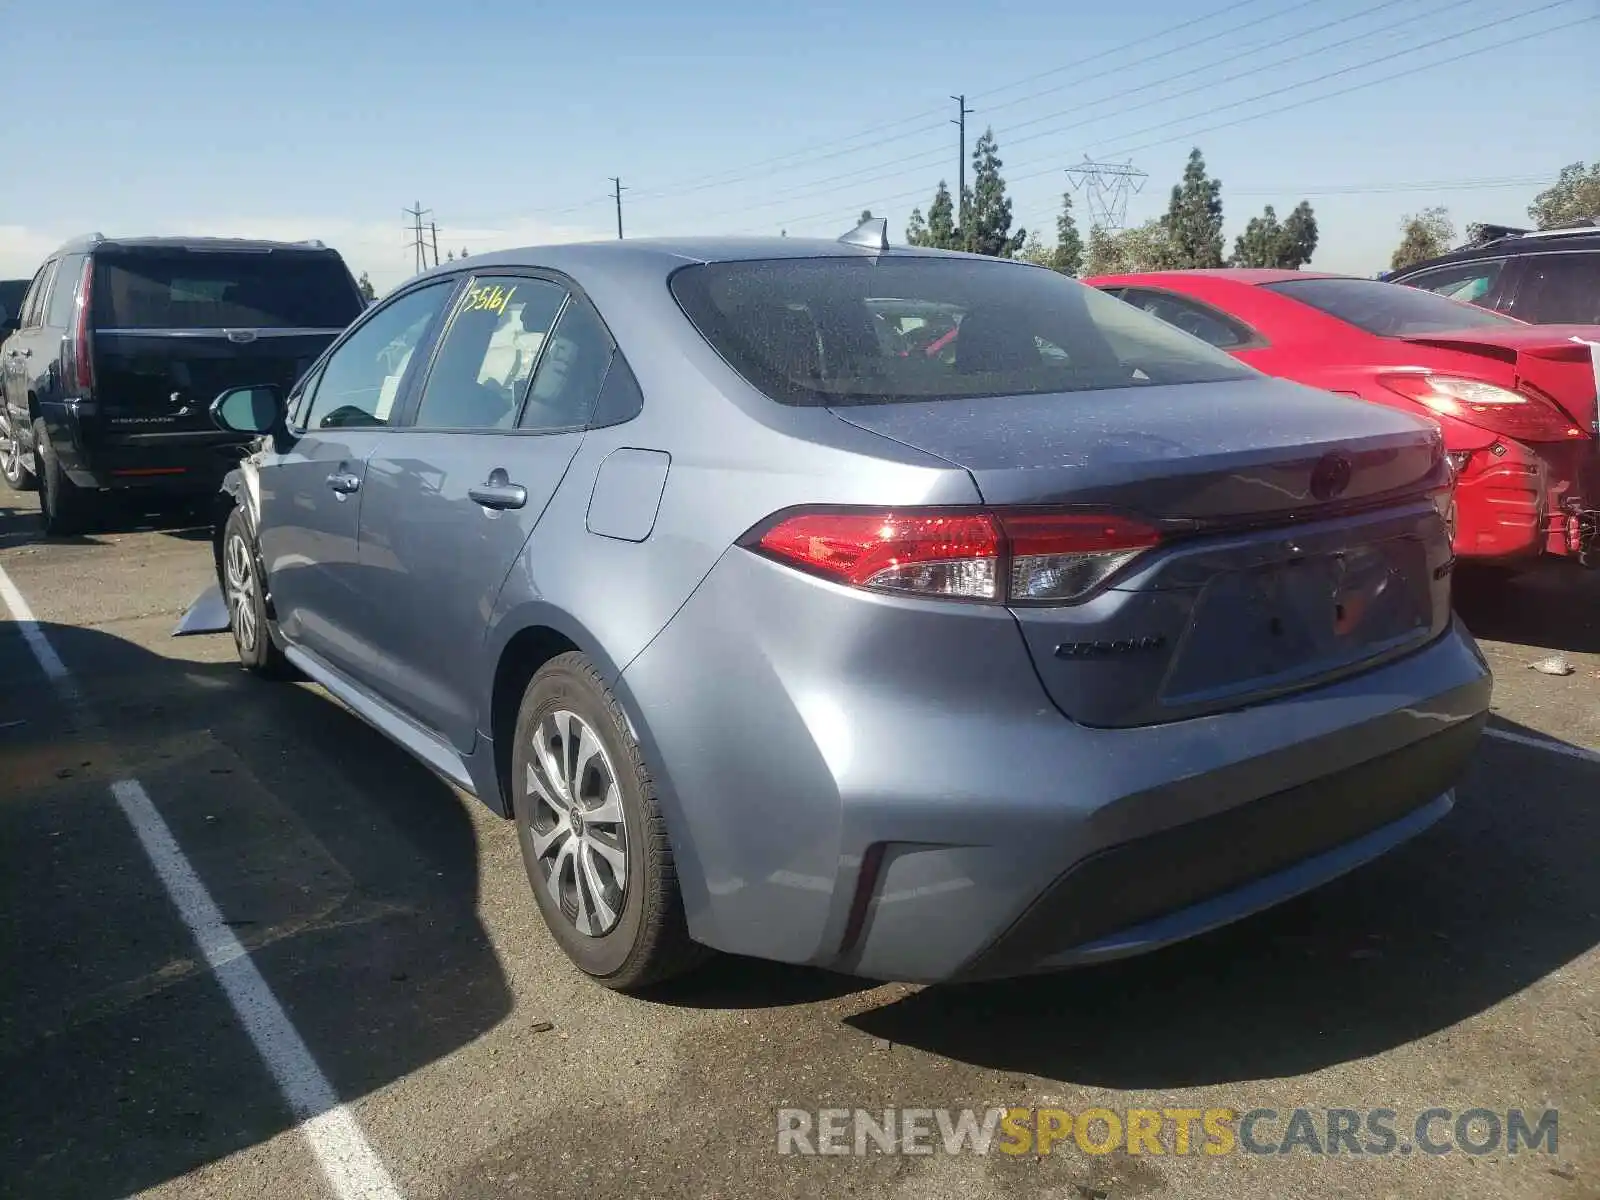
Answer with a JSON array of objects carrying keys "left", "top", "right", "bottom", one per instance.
[
  {"left": 222, "top": 506, "right": 292, "bottom": 678},
  {"left": 510, "top": 652, "right": 707, "bottom": 991},
  {"left": 0, "top": 409, "right": 36, "bottom": 491},
  {"left": 34, "top": 418, "right": 96, "bottom": 536}
]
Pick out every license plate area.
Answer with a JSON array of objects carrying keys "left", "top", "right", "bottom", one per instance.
[{"left": 1161, "top": 538, "right": 1433, "bottom": 706}]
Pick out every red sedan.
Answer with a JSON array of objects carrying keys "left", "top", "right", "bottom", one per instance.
[{"left": 1084, "top": 269, "right": 1600, "bottom": 568}]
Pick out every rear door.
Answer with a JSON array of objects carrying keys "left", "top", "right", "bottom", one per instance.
[
  {"left": 85, "top": 246, "right": 363, "bottom": 480},
  {"left": 254, "top": 278, "right": 458, "bottom": 682},
  {"left": 2, "top": 261, "right": 53, "bottom": 445},
  {"left": 1503, "top": 251, "right": 1600, "bottom": 325},
  {"left": 354, "top": 273, "right": 617, "bottom": 748}
]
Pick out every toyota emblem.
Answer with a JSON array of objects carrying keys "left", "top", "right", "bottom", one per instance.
[{"left": 1310, "top": 452, "right": 1354, "bottom": 502}]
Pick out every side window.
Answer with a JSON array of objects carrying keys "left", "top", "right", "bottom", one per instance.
[
  {"left": 21, "top": 261, "right": 57, "bottom": 329},
  {"left": 1511, "top": 253, "right": 1600, "bottom": 324},
  {"left": 520, "top": 296, "right": 616, "bottom": 432},
  {"left": 301, "top": 281, "right": 454, "bottom": 431},
  {"left": 1397, "top": 259, "right": 1506, "bottom": 308},
  {"left": 288, "top": 360, "right": 327, "bottom": 429},
  {"left": 589, "top": 352, "right": 643, "bottom": 427},
  {"left": 1116, "top": 288, "right": 1257, "bottom": 350},
  {"left": 45, "top": 255, "right": 85, "bottom": 328},
  {"left": 413, "top": 276, "right": 566, "bottom": 430}
]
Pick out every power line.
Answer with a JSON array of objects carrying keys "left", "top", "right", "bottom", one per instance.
[
  {"left": 696, "top": 0, "right": 1469, "bottom": 229},
  {"left": 746, "top": 10, "right": 1587, "bottom": 234},
  {"left": 609, "top": 0, "right": 1283, "bottom": 208}
]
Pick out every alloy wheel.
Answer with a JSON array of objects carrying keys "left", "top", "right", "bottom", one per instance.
[
  {"left": 224, "top": 533, "right": 259, "bottom": 655},
  {"left": 0, "top": 411, "right": 21, "bottom": 485},
  {"left": 525, "top": 709, "right": 629, "bottom": 936}
]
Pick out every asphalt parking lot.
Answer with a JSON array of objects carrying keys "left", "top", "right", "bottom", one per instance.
[{"left": 1, "top": 491, "right": 1597, "bottom": 1200}]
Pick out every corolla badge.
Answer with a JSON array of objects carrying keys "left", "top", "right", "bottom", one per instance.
[{"left": 1309, "top": 452, "right": 1354, "bottom": 502}]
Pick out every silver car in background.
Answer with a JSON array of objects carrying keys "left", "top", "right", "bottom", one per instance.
[{"left": 200, "top": 222, "right": 1492, "bottom": 991}]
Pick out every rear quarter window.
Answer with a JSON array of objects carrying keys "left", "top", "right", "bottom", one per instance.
[
  {"left": 92, "top": 250, "right": 365, "bottom": 330},
  {"left": 669, "top": 256, "right": 1255, "bottom": 407}
]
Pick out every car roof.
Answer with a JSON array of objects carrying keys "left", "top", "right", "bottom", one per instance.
[
  {"left": 405, "top": 236, "right": 985, "bottom": 283},
  {"left": 50, "top": 233, "right": 342, "bottom": 256},
  {"left": 1388, "top": 224, "right": 1600, "bottom": 277}
]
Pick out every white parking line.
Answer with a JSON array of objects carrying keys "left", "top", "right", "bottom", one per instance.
[
  {"left": 0, "top": 561, "right": 403, "bottom": 1200},
  {"left": 1484, "top": 725, "right": 1600, "bottom": 765}
]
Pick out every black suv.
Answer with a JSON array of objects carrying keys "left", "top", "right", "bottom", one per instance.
[
  {"left": 0, "top": 235, "right": 365, "bottom": 534},
  {"left": 1386, "top": 220, "right": 1600, "bottom": 325}
]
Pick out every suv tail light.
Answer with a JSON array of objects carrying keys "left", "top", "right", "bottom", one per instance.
[
  {"left": 740, "top": 508, "right": 1164, "bottom": 605},
  {"left": 1379, "top": 372, "right": 1585, "bottom": 443},
  {"left": 71, "top": 257, "right": 94, "bottom": 393}
]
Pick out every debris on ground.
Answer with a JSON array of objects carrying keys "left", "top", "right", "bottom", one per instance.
[{"left": 1528, "top": 654, "right": 1576, "bottom": 676}]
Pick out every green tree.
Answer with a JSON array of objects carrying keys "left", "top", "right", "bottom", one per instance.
[
  {"left": 356, "top": 271, "right": 376, "bottom": 302},
  {"left": 859, "top": 209, "right": 874, "bottom": 224},
  {"left": 1084, "top": 220, "right": 1174, "bottom": 275},
  {"left": 1015, "top": 232, "right": 1052, "bottom": 267},
  {"left": 1229, "top": 201, "right": 1317, "bottom": 268},
  {"left": 1052, "top": 192, "right": 1084, "bottom": 275},
  {"left": 1390, "top": 207, "right": 1454, "bottom": 271},
  {"left": 1529, "top": 160, "right": 1600, "bottom": 229},
  {"left": 1161, "top": 148, "right": 1225, "bottom": 268},
  {"left": 905, "top": 208, "right": 928, "bottom": 246},
  {"left": 963, "top": 129, "right": 1025, "bottom": 257},
  {"left": 927, "top": 182, "right": 958, "bottom": 249},
  {"left": 1281, "top": 200, "right": 1318, "bottom": 268},
  {"left": 461, "top": 247, "right": 470, "bottom": 259}
]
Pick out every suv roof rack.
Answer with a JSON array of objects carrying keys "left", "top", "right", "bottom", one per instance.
[{"left": 1464, "top": 217, "right": 1598, "bottom": 249}]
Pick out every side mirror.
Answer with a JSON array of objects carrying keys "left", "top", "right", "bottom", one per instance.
[{"left": 211, "top": 384, "right": 286, "bottom": 435}]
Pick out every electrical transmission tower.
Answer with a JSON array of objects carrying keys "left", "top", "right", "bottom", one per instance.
[
  {"left": 1064, "top": 158, "right": 1148, "bottom": 230},
  {"left": 403, "top": 202, "right": 434, "bottom": 273}
]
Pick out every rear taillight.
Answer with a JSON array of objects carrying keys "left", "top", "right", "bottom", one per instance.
[
  {"left": 742, "top": 508, "right": 1164, "bottom": 604},
  {"left": 1379, "top": 373, "right": 1585, "bottom": 443},
  {"left": 72, "top": 257, "right": 94, "bottom": 393}
]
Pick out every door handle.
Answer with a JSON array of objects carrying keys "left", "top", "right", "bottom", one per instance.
[
  {"left": 326, "top": 471, "right": 361, "bottom": 494},
  {"left": 469, "top": 469, "right": 527, "bottom": 511}
]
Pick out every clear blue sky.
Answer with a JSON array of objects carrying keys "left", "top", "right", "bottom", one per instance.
[{"left": 1, "top": 0, "right": 1593, "bottom": 289}]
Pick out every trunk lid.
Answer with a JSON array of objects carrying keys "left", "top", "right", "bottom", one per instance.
[
  {"left": 831, "top": 376, "right": 1455, "bottom": 727},
  {"left": 1396, "top": 324, "right": 1600, "bottom": 437},
  {"left": 90, "top": 330, "right": 338, "bottom": 436}
]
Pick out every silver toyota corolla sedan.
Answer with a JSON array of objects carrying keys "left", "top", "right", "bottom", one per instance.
[{"left": 192, "top": 221, "right": 1492, "bottom": 991}]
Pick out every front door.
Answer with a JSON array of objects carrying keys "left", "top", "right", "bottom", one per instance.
[
  {"left": 2, "top": 260, "right": 56, "bottom": 469},
  {"left": 255, "top": 278, "right": 457, "bottom": 682},
  {"left": 355, "top": 274, "right": 618, "bottom": 749}
]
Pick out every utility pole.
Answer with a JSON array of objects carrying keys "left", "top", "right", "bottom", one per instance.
[
  {"left": 429, "top": 221, "right": 440, "bottom": 268},
  {"left": 951, "top": 94, "right": 974, "bottom": 234},
  {"left": 403, "top": 202, "right": 432, "bottom": 274},
  {"left": 610, "top": 176, "right": 627, "bottom": 239}
]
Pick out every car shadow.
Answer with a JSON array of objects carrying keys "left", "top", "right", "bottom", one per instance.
[
  {"left": 0, "top": 494, "right": 214, "bottom": 549},
  {"left": 842, "top": 717, "right": 1598, "bottom": 1089},
  {"left": 0, "top": 619, "right": 513, "bottom": 1200},
  {"left": 1453, "top": 561, "right": 1600, "bottom": 654}
]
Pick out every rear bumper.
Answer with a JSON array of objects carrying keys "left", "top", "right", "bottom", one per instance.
[
  {"left": 620, "top": 547, "right": 1494, "bottom": 984},
  {"left": 1453, "top": 437, "right": 1598, "bottom": 563},
  {"left": 953, "top": 713, "right": 1481, "bottom": 980},
  {"left": 42, "top": 403, "right": 252, "bottom": 494}
]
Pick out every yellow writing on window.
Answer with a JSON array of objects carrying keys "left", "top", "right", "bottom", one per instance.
[{"left": 461, "top": 283, "right": 518, "bottom": 317}]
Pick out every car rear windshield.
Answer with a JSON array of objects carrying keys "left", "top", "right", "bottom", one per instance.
[
  {"left": 92, "top": 250, "right": 363, "bottom": 330},
  {"left": 669, "top": 256, "right": 1256, "bottom": 406},
  {"left": 1264, "top": 276, "right": 1521, "bottom": 336}
]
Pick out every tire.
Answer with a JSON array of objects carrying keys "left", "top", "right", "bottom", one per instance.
[
  {"left": 34, "top": 417, "right": 96, "bottom": 536},
  {"left": 510, "top": 652, "right": 707, "bottom": 991},
  {"left": 0, "top": 408, "right": 37, "bottom": 492},
  {"left": 221, "top": 506, "right": 293, "bottom": 678}
]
